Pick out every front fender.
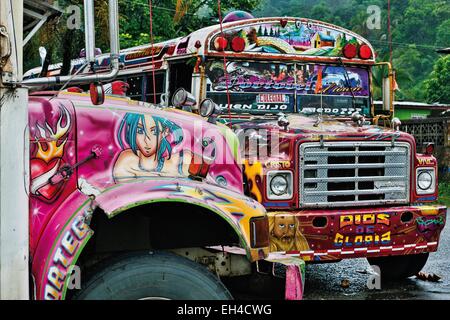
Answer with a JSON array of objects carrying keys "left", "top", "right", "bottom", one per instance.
[
  {"left": 95, "top": 177, "right": 268, "bottom": 260},
  {"left": 33, "top": 177, "right": 268, "bottom": 300},
  {"left": 32, "top": 189, "right": 94, "bottom": 300}
]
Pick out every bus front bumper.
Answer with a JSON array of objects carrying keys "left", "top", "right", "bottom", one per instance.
[{"left": 267, "top": 205, "right": 446, "bottom": 262}]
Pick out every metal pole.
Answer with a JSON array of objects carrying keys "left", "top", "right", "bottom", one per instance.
[
  {"left": 84, "top": 0, "right": 96, "bottom": 64},
  {"left": 387, "top": 0, "right": 392, "bottom": 65},
  {"left": 0, "top": 0, "right": 30, "bottom": 300}
]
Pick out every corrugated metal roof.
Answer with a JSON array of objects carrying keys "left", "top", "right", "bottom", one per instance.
[{"left": 436, "top": 48, "right": 450, "bottom": 54}]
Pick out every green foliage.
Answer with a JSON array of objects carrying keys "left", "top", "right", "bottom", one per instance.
[
  {"left": 115, "top": 0, "right": 262, "bottom": 49},
  {"left": 424, "top": 55, "right": 450, "bottom": 104},
  {"left": 436, "top": 19, "right": 450, "bottom": 48},
  {"left": 23, "top": 0, "right": 449, "bottom": 104},
  {"left": 23, "top": 0, "right": 262, "bottom": 72},
  {"left": 255, "top": 0, "right": 450, "bottom": 103},
  {"left": 437, "top": 174, "right": 450, "bottom": 207}
]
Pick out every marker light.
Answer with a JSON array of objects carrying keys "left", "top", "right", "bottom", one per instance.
[
  {"left": 231, "top": 37, "right": 246, "bottom": 52},
  {"left": 425, "top": 143, "right": 435, "bottom": 155},
  {"left": 250, "top": 217, "right": 269, "bottom": 248},
  {"left": 359, "top": 44, "right": 372, "bottom": 59},
  {"left": 214, "top": 36, "right": 228, "bottom": 51},
  {"left": 343, "top": 43, "right": 357, "bottom": 59}
]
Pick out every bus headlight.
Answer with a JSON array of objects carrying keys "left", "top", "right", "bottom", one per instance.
[
  {"left": 416, "top": 168, "right": 435, "bottom": 194},
  {"left": 267, "top": 171, "right": 293, "bottom": 200}
]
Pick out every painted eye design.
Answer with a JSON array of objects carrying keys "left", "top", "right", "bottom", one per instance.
[
  {"left": 278, "top": 224, "right": 285, "bottom": 229},
  {"left": 289, "top": 224, "right": 295, "bottom": 229}
]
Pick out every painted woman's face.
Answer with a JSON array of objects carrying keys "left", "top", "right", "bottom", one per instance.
[{"left": 136, "top": 115, "right": 160, "bottom": 158}]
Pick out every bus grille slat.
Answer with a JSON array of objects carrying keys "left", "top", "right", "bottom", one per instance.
[{"left": 299, "top": 142, "right": 410, "bottom": 207}]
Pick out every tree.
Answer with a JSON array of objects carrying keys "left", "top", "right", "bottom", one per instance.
[
  {"left": 253, "top": 0, "right": 449, "bottom": 102},
  {"left": 309, "top": 2, "right": 332, "bottom": 22},
  {"left": 424, "top": 55, "right": 450, "bottom": 104},
  {"left": 435, "top": 19, "right": 450, "bottom": 48},
  {"left": 23, "top": 0, "right": 450, "bottom": 103},
  {"left": 23, "top": 0, "right": 263, "bottom": 72}
]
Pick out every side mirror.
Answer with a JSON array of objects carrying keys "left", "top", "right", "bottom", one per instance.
[
  {"left": 172, "top": 88, "right": 197, "bottom": 110},
  {"left": 39, "top": 46, "right": 47, "bottom": 67},
  {"left": 375, "top": 62, "right": 395, "bottom": 115},
  {"left": 90, "top": 82, "right": 105, "bottom": 105},
  {"left": 382, "top": 75, "right": 392, "bottom": 113},
  {"left": 199, "top": 98, "right": 221, "bottom": 124},
  {"left": 38, "top": 46, "right": 51, "bottom": 77}
]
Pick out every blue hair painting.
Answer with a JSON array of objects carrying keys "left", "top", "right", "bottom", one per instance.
[{"left": 117, "top": 113, "right": 184, "bottom": 173}]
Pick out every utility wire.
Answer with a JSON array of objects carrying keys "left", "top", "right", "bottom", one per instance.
[{"left": 368, "top": 39, "right": 441, "bottom": 50}]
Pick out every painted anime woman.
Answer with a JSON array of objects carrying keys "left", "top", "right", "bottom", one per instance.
[{"left": 113, "top": 113, "right": 190, "bottom": 181}]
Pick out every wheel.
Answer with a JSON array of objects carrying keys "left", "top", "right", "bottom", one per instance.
[
  {"left": 367, "top": 253, "right": 429, "bottom": 281},
  {"left": 74, "top": 251, "right": 233, "bottom": 300}
]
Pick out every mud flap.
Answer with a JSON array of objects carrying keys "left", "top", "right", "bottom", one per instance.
[{"left": 264, "top": 255, "right": 306, "bottom": 300}]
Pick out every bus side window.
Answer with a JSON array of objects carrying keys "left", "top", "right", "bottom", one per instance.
[
  {"left": 169, "top": 61, "right": 194, "bottom": 103},
  {"left": 127, "top": 76, "right": 144, "bottom": 100},
  {"left": 144, "top": 72, "right": 165, "bottom": 104}
]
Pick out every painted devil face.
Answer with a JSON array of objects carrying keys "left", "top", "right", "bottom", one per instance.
[
  {"left": 30, "top": 106, "right": 72, "bottom": 202},
  {"left": 272, "top": 215, "right": 297, "bottom": 242}
]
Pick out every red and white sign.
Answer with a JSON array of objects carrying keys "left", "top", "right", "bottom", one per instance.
[{"left": 256, "top": 94, "right": 288, "bottom": 104}]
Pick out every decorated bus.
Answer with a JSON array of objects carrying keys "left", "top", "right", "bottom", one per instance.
[
  {"left": 25, "top": 12, "right": 447, "bottom": 281},
  {"left": 13, "top": 3, "right": 309, "bottom": 301}
]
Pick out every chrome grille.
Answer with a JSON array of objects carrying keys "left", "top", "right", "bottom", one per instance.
[{"left": 299, "top": 141, "right": 410, "bottom": 207}]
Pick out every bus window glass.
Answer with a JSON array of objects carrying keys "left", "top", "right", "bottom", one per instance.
[
  {"left": 296, "top": 64, "right": 370, "bottom": 116},
  {"left": 205, "top": 60, "right": 370, "bottom": 116},
  {"left": 127, "top": 76, "right": 144, "bottom": 100},
  {"left": 205, "top": 60, "right": 296, "bottom": 114},
  {"left": 144, "top": 73, "right": 166, "bottom": 104}
]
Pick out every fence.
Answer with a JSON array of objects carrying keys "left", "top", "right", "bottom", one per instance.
[{"left": 400, "top": 117, "right": 450, "bottom": 172}]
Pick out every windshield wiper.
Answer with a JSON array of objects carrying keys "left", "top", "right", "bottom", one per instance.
[{"left": 337, "top": 58, "right": 357, "bottom": 111}]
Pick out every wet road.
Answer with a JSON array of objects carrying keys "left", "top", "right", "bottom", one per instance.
[{"left": 303, "top": 210, "right": 450, "bottom": 300}]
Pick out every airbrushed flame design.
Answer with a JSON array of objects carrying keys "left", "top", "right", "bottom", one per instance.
[
  {"left": 243, "top": 160, "right": 263, "bottom": 203},
  {"left": 35, "top": 106, "right": 71, "bottom": 162}
]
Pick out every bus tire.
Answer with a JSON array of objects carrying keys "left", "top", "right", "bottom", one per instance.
[
  {"left": 74, "top": 251, "right": 233, "bottom": 300},
  {"left": 367, "top": 253, "right": 429, "bottom": 281}
]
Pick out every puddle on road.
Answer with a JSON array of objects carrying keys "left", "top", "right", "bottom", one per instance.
[
  {"left": 304, "top": 210, "right": 450, "bottom": 300},
  {"left": 303, "top": 257, "right": 450, "bottom": 300}
]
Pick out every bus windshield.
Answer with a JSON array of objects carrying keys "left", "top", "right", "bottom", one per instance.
[{"left": 205, "top": 60, "right": 371, "bottom": 117}]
